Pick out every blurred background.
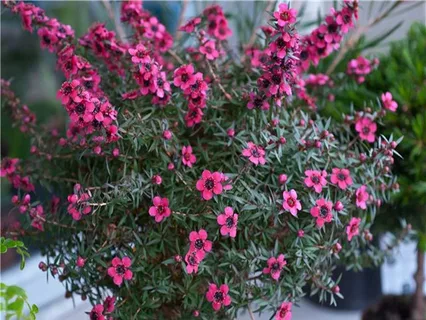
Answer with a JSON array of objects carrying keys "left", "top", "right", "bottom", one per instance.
[{"left": 1, "top": 1, "right": 425, "bottom": 319}]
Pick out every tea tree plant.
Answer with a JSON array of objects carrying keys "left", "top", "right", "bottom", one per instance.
[{"left": 1, "top": 1, "right": 402, "bottom": 319}]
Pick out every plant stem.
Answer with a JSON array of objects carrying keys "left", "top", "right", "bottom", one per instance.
[
  {"left": 247, "top": 303, "right": 256, "bottom": 320},
  {"left": 175, "top": 0, "right": 189, "bottom": 41},
  {"left": 413, "top": 247, "right": 425, "bottom": 320},
  {"left": 101, "top": 0, "right": 127, "bottom": 43}
]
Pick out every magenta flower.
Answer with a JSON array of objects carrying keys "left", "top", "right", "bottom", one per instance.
[
  {"left": 128, "top": 44, "right": 150, "bottom": 64},
  {"left": 56, "top": 79, "right": 80, "bottom": 105},
  {"left": 304, "top": 170, "right": 327, "bottom": 193},
  {"left": 89, "top": 305, "right": 105, "bottom": 320},
  {"left": 247, "top": 93, "right": 270, "bottom": 111},
  {"left": 217, "top": 207, "right": 238, "bottom": 238},
  {"left": 355, "top": 185, "right": 369, "bottom": 210},
  {"left": 346, "top": 217, "right": 361, "bottom": 241},
  {"left": 206, "top": 283, "right": 231, "bottom": 311},
  {"left": 330, "top": 168, "right": 353, "bottom": 190},
  {"left": 185, "top": 250, "right": 201, "bottom": 274},
  {"left": 381, "top": 92, "right": 398, "bottom": 112},
  {"left": 200, "top": 40, "right": 219, "bottom": 60},
  {"left": 275, "top": 301, "right": 292, "bottom": 320},
  {"left": 310, "top": 198, "right": 333, "bottom": 228},
  {"left": 282, "top": 189, "right": 302, "bottom": 217},
  {"left": 196, "top": 170, "right": 223, "bottom": 200},
  {"left": 242, "top": 142, "right": 266, "bottom": 165},
  {"left": 76, "top": 256, "right": 86, "bottom": 268},
  {"left": 185, "top": 106, "right": 204, "bottom": 127},
  {"left": 355, "top": 117, "right": 377, "bottom": 143},
  {"left": 173, "top": 64, "right": 196, "bottom": 90},
  {"left": 273, "top": 3, "right": 297, "bottom": 27},
  {"left": 189, "top": 229, "right": 212, "bottom": 258},
  {"left": 179, "top": 17, "right": 201, "bottom": 33},
  {"left": 107, "top": 256, "right": 133, "bottom": 286},
  {"left": 0, "top": 158, "right": 19, "bottom": 177},
  {"left": 182, "top": 145, "right": 197, "bottom": 167},
  {"left": 103, "top": 296, "right": 115, "bottom": 313},
  {"left": 263, "top": 254, "right": 287, "bottom": 280},
  {"left": 149, "top": 196, "right": 171, "bottom": 222}
]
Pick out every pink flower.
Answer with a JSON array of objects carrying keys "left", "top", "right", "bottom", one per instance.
[
  {"left": 304, "top": 170, "right": 327, "bottom": 193},
  {"left": 346, "top": 217, "right": 361, "bottom": 241},
  {"left": 334, "top": 201, "right": 344, "bottom": 212},
  {"left": 128, "top": 44, "right": 150, "bottom": 64},
  {"left": 179, "top": 17, "right": 201, "bottom": 33},
  {"left": 89, "top": 305, "right": 105, "bottom": 320},
  {"left": 310, "top": 198, "right": 333, "bottom": 228},
  {"left": 279, "top": 174, "right": 288, "bottom": 184},
  {"left": 330, "top": 168, "right": 353, "bottom": 190},
  {"left": 247, "top": 93, "right": 270, "bottom": 111},
  {"left": 200, "top": 40, "right": 219, "bottom": 60},
  {"left": 162, "top": 130, "right": 172, "bottom": 140},
  {"left": 149, "top": 196, "right": 171, "bottom": 222},
  {"left": 76, "top": 256, "right": 86, "bottom": 268},
  {"left": 355, "top": 117, "right": 377, "bottom": 143},
  {"left": 381, "top": 92, "right": 398, "bottom": 112},
  {"left": 217, "top": 207, "right": 238, "bottom": 238},
  {"left": 173, "top": 64, "right": 196, "bottom": 90},
  {"left": 56, "top": 80, "right": 80, "bottom": 105},
  {"left": 273, "top": 3, "right": 297, "bottom": 27},
  {"left": 152, "top": 175, "right": 162, "bottom": 185},
  {"left": 103, "top": 296, "right": 115, "bottom": 313},
  {"left": 242, "top": 142, "right": 266, "bottom": 165},
  {"left": 0, "top": 158, "right": 19, "bottom": 177},
  {"left": 189, "top": 229, "right": 212, "bottom": 258},
  {"left": 107, "top": 257, "right": 133, "bottom": 286},
  {"left": 206, "top": 283, "right": 231, "bottom": 311},
  {"left": 182, "top": 145, "right": 197, "bottom": 167},
  {"left": 196, "top": 170, "right": 223, "bottom": 200},
  {"left": 263, "top": 254, "right": 287, "bottom": 280},
  {"left": 185, "top": 250, "right": 201, "bottom": 274},
  {"left": 275, "top": 301, "right": 292, "bottom": 320},
  {"left": 355, "top": 185, "right": 369, "bottom": 210},
  {"left": 282, "top": 190, "right": 302, "bottom": 217}
]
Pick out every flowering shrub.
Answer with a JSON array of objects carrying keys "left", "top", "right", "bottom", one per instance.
[{"left": 1, "top": 1, "right": 402, "bottom": 319}]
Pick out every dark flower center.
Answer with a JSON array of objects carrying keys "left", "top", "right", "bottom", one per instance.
[
  {"left": 204, "top": 178, "right": 215, "bottom": 190},
  {"left": 300, "top": 50, "right": 309, "bottom": 60},
  {"left": 195, "top": 239, "right": 204, "bottom": 250},
  {"left": 362, "top": 126, "right": 370, "bottom": 134},
  {"left": 343, "top": 14, "right": 351, "bottom": 23},
  {"left": 287, "top": 198, "right": 295, "bottom": 207},
  {"left": 151, "top": 25, "right": 158, "bottom": 32},
  {"left": 276, "top": 38, "right": 285, "bottom": 48},
  {"left": 280, "top": 12, "right": 290, "bottom": 21},
  {"left": 254, "top": 98, "right": 263, "bottom": 108},
  {"left": 116, "top": 265, "right": 125, "bottom": 275},
  {"left": 63, "top": 86, "right": 72, "bottom": 95},
  {"left": 328, "top": 23, "right": 338, "bottom": 33},
  {"left": 226, "top": 217, "right": 234, "bottom": 228},
  {"left": 157, "top": 205, "right": 164, "bottom": 214},
  {"left": 311, "top": 176, "right": 320, "bottom": 184},
  {"left": 280, "top": 307, "right": 289, "bottom": 317},
  {"left": 75, "top": 104, "right": 85, "bottom": 114},
  {"left": 157, "top": 78, "right": 164, "bottom": 86},
  {"left": 84, "top": 81, "right": 93, "bottom": 89},
  {"left": 205, "top": 46, "right": 213, "bottom": 53},
  {"left": 214, "top": 291, "right": 224, "bottom": 302},
  {"left": 188, "top": 254, "right": 197, "bottom": 265},
  {"left": 184, "top": 152, "right": 191, "bottom": 160},
  {"left": 272, "top": 74, "right": 282, "bottom": 84},
  {"left": 271, "top": 262, "right": 280, "bottom": 271},
  {"left": 337, "top": 173, "right": 346, "bottom": 181},
  {"left": 43, "top": 35, "right": 51, "bottom": 44},
  {"left": 320, "top": 206, "right": 329, "bottom": 217},
  {"left": 181, "top": 74, "right": 188, "bottom": 82},
  {"left": 251, "top": 148, "right": 260, "bottom": 158}
]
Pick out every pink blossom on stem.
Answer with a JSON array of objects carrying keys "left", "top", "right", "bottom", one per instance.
[
  {"left": 310, "top": 198, "right": 333, "bottom": 228},
  {"left": 217, "top": 207, "right": 238, "bottom": 238},
  {"left": 149, "top": 196, "right": 171, "bottom": 222},
  {"left": 282, "top": 189, "right": 302, "bottom": 217},
  {"left": 346, "top": 217, "right": 361, "bottom": 241},
  {"left": 275, "top": 301, "right": 292, "bottom": 320},
  {"left": 330, "top": 168, "right": 353, "bottom": 190},
  {"left": 355, "top": 185, "right": 369, "bottom": 210},
  {"left": 304, "top": 170, "right": 327, "bottom": 193},
  {"left": 181, "top": 145, "right": 197, "bottom": 167},
  {"left": 196, "top": 170, "right": 224, "bottom": 200},
  {"left": 355, "top": 117, "right": 377, "bottom": 143},
  {"left": 107, "top": 256, "right": 132, "bottom": 286},
  {"left": 206, "top": 283, "right": 231, "bottom": 311},
  {"left": 242, "top": 142, "right": 266, "bottom": 165},
  {"left": 381, "top": 92, "right": 398, "bottom": 112},
  {"left": 263, "top": 254, "right": 287, "bottom": 280}
]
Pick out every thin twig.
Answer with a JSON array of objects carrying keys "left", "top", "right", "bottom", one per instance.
[
  {"left": 101, "top": 0, "right": 127, "bottom": 43},
  {"left": 245, "top": 0, "right": 275, "bottom": 50},
  {"left": 247, "top": 303, "right": 256, "bottom": 320},
  {"left": 175, "top": 0, "right": 189, "bottom": 41},
  {"left": 205, "top": 59, "right": 232, "bottom": 100},
  {"left": 326, "top": 0, "right": 403, "bottom": 75},
  {"left": 167, "top": 49, "right": 185, "bottom": 65}
]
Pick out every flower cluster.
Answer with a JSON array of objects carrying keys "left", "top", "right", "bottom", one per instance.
[
  {"left": 1, "top": 1, "right": 402, "bottom": 319},
  {"left": 298, "top": 0, "right": 359, "bottom": 70},
  {"left": 346, "top": 56, "right": 379, "bottom": 83}
]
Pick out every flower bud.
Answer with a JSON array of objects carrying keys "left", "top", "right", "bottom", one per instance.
[
  {"left": 152, "top": 175, "right": 162, "bottom": 185},
  {"left": 278, "top": 174, "right": 287, "bottom": 184},
  {"left": 279, "top": 137, "right": 286, "bottom": 144},
  {"left": 334, "top": 201, "right": 344, "bottom": 212},
  {"left": 227, "top": 128, "right": 235, "bottom": 137},
  {"left": 39, "top": 262, "right": 47, "bottom": 271},
  {"left": 167, "top": 163, "right": 175, "bottom": 170},
  {"left": 174, "top": 255, "right": 182, "bottom": 263},
  {"left": 332, "top": 285, "right": 340, "bottom": 293},
  {"left": 163, "top": 130, "right": 172, "bottom": 140},
  {"left": 297, "top": 230, "right": 304, "bottom": 238},
  {"left": 333, "top": 243, "right": 342, "bottom": 254},
  {"left": 112, "top": 148, "right": 120, "bottom": 157},
  {"left": 76, "top": 256, "right": 86, "bottom": 268},
  {"left": 193, "top": 310, "right": 200, "bottom": 317}
]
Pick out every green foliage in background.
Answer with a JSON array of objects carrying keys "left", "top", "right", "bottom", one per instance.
[{"left": 0, "top": 238, "right": 38, "bottom": 320}]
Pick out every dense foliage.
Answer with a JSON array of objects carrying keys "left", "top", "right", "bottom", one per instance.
[{"left": 1, "top": 1, "right": 403, "bottom": 319}]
